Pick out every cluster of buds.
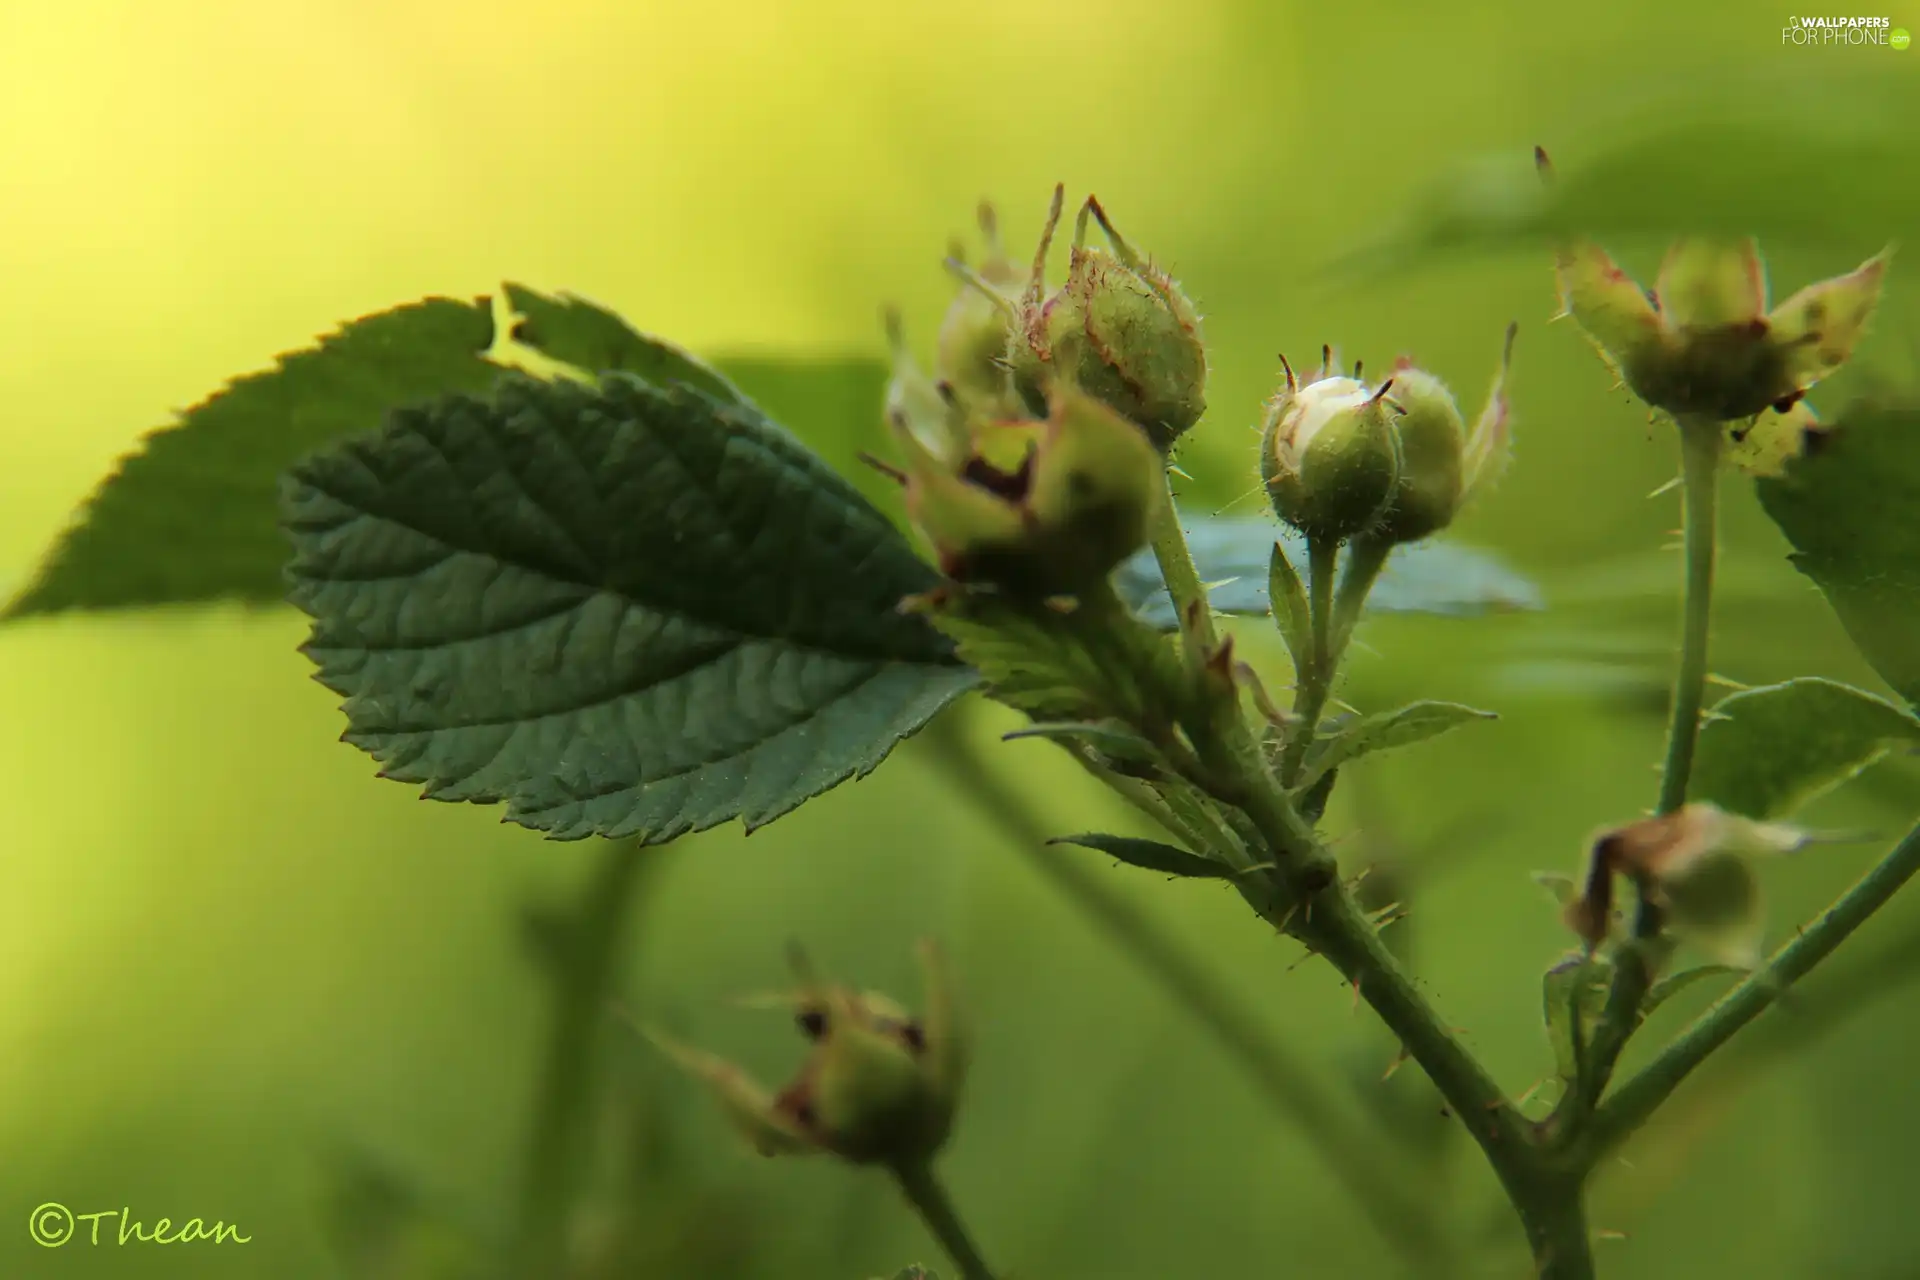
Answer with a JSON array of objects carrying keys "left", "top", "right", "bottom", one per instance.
[
  {"left": 881, "top": 187, "right": 1209, "bottom": 597},
  {"left": 1259, "top": 332, "right": 1515, "bottom": 545},
  {"left": 649, "top": 943, "right": 965, "bottom": 1168}
]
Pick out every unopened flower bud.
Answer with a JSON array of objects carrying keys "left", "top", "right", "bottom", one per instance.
[
  {"left": 887, "top": 360, "right": 1164, "bottom": 597},
  {"left": 1009, "top": 186, "right": 1207, "bottom": 451},
  {"left": 1370, "top": 324, "right": 1518, "bottom": 545},
  {"left": 1260, "top": 363, "right": 1402, "bottom": 542},
  {"left": 936, "top": 203, "right": 1024, "bottom": 413},
  {"left": 885, "top": 309, "right": 967, "bottom": 464},
  {"left": 1558, "top": 804, "right": 1862, "bottom": 969},
  {"left": 1555, "top": 235, "right": 1891, "bottom": 423},
  {"left": 649, "top": 942, "right": 966, "bottom": 1167}
]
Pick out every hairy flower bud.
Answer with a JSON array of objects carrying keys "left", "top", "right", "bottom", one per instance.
[
  {"left": 648, "top": 942, "right": 966, "bottom": 1167},
  {"left": 1259, "top": 360, "right": 1403, "bottom": 542},
  {"left": 1370, "top": 324, "right": 1518, "bottom": 545},
  {"left": 885, "top": 325, "right": 1164, "bottom": 598},
  {"left": 1008, "top": 185, "right": 1207, "bottom": 451},
  {"left": 1555, "top": 235, "right": 1890, "bottom": 423},
  {"left": 935, "top": 203, "right": 1024, "bottom": 414},
  {"left": 1368, "top": 365, "right": 1463, "bottom": 546}
]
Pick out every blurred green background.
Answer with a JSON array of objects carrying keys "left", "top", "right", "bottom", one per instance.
[{"left": 3, "top": 1, "right": 1919, "bottom": 1276}]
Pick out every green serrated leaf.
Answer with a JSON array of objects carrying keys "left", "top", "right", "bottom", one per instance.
[
  {"left": 1692, "top": 677, "right": 1920, "bottom": 819},
  {"left": 4, "top": 284, "right": 892, "bottom": 628},
  {"left": 1297, "top": 701, "right": 1497, "bottom": 793},
  {"left": 282, "top": 372, "right": 977, "bottom": 842},
  {"left": 500, "top": 283, "right": 746, "bottom": 404},
  {"left": 1003, "top": 720, "right": 1161, "bottom": 764},
  {"left": 1641, "top": 964, "right": 1743, "bottom": 1021},
  {"left": 3, "top": 297, "right": 502, "bottom": 622},
  {"left": 1049, "top": 833, "right": 1230, "bottom": 880},
  {"left": 1542, "top": 954, "right": 1613, "bottom": 1086},
  {"left": 928, "top": 594, "right": 1187, "bottom": 735},
  {"left": 1757, "top": 406, "right": 1920, "bottom": 710},
  {"left": 1113, "top": 514, "right": 1541, "bottom": 631}
]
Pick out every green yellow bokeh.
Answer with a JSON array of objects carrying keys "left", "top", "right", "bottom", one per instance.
[{"left": 4, "top": 2, "right": 1920, "bottom": 1277}]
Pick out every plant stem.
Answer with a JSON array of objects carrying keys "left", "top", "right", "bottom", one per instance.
[
  {"left": 1147, "top": 474, "right": 1221, "bottom": 660},
  {"left": 512, "top": 837, "right": 656, "bottom": 1278},
  {"left": 891, "top": 1161, "right": 997, "bottom": 1280},
  {"left": 1291, "top": 889, "right": 1530, "bottom": 1184},
  {"left": 1331, "top": 538, "right": 1393, "bottom": 664},
  {"left": 1572, "top": 416, "right": 1723, "bottom": 1119},
  {"left": 1655, "top": 416, "right": 1724, "bottom": 818},
  {"left": 1586, "top": 816, "right": 1920, "bottom": 1160},
  {"left": 1278, "top": 536, "right": 1341, "bottom": 786},
  {"left": 1139, "top": 483, "right": 1596, "bottom": 1275},
  {"left": 915, "top": 714, "right": 1444, "bottom": 1268},
  {"left": 1522, "top": 1180, "right": 1597, "bottom": 1280}
]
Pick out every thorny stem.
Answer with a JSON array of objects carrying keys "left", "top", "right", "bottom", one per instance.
[
  {"left": 1571, "top": 416, "right": 1723, "bottom": 1123},
  {"left": 1143, "top": 492, "right": 1545, "bottom": 1262},
  {"left": 1588, "top": 816, "right": 1920, "bottom": 1162},
  {"left": 890, "top": 1161, "right": 998, "bottom": 1280},
  {"left": 512, "top": 837, "right": 657, "bottom": 1278},
  {"left": 1291, "top": 890, "right": 1531, "bottom": 1197},
  {"left": 917, "top": 711, "right": 1447, "bottom": 1271}
]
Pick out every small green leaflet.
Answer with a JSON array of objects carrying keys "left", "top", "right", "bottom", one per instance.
[
  {"left": 1113, "top": 515, "right": 1541, "bottom": 631},
  {"left": 1048, "top": 832, "right": 1232, "bottom": 881},
  {"left": 1295, "top": 701, "right": 1497, "bottom": 794},
  {"left": 1640, "top": 964, "right": 1743, "bottom": 1022},
  {"left": 1542, "top": 953, "right": 1613, "bottom": 1086},
  {"left": 1691, "top": 678, "right": 1920, "bottom": 819},
  {"left": 281, "top": 372, "right": 975, "bottom": 842},
  {"left": 1757, "top": 405, "right": 1920, "bottom": 711}
]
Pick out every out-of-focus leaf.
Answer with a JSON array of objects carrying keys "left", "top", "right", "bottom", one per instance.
[
  {"left": 1333, "top": 79, "right": 1920, "bottom": 274},
  {"left": 282, "top": 372, "right": 974, "bottom": 842},
  {"left": 1296, "top": 701, "right": 1498, "bottom": 793},
  {"left": 1692, "top": 678, "right": 1920, "bottom": 819},
  {"left": 1113, "top": 513, "right": 1542, "bottom": 630},
  {"left": 1049, "top": 832, "right": 1231, "bottom": 880},
  {"left": 2, "top": 297, "right": 502, "bottom": 622},
  {"left": 1757, "top": 405, "right": 1920, "bottom": 709}
]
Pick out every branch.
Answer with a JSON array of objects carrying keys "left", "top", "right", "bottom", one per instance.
[
  {"left": 914, "top": 710, "right": 1447, "bottom": 1269},
  {"left": 1586, "top": 816, "right": 1920, "bottom": 1159},
  {"left": 1571, "top": 416, "right": 1722, "bottom": 1120},
  {"left": 511, "top": 837, "right": 660, "bottom": 1277}
]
